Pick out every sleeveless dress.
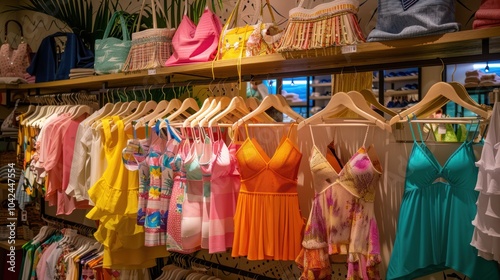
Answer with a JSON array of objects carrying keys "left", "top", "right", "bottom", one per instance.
[
  {"left": 387, "top": 121, "right": 500, "bottom": 279},
  {"left": 206, "top": 139, "right": 241, "bottom": 253},
  {"left": 232, "top": 123, "right": 305, "bottom": 261},
  {"left": 181, "top": 133, "right": 208, "bottom": 252},
  {"left": 159, "top": 120, "right": 182, "bottom": 248},
  {"left": 296, "top": 126, "right": 383, "bottom": 280},
  {"left": 86, "top": 117, "right": 167, "bottom": 269},
  {"left": 471, "top": 102, "right": 500, "bottom": 263},
  {"left": 166, "top": 137, "right": 197, "bottom": 254},
  {"left": 144, "top": 123, "right": 168, "bottom": 246}
]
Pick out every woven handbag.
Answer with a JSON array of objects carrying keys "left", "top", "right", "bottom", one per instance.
[
  {"left": 0, "top": 20, "right": 32, "bottom": 79},
  {"left": 165, "top": 1, "right": 222, "bottom": 66},
  {"left": 94, "top": 11, "right": 132, "bottom": 74},
  {"left": 277, "top": 0, "right": 365, "bottom": 53},
  {"left": 122, "top": 0, "right": 176, "bottom": 72}
]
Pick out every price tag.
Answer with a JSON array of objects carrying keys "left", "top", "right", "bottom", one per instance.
[
  {"left": 438, "top": 124, "right": 447, "bottom": 135},
  {"left": 148, "top": 69, "right": 157, "bottom": 75},
  {"left": 341, "top": 45, "right": 357, "bottom": 54}
]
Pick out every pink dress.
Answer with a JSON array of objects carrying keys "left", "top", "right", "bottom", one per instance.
[
  {"left": 166, "top": 139, "right": 197, "bottom": 253},
  {"left": 205, "top": 140, "right": 241, "bottom": 253}
]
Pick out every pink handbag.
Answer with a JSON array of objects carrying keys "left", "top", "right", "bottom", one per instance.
[
  {"left": 165, "top": 6, "right": 222, "bottom": 66},
  {"left": 0, "top": 20, "right": 32, "bottom": 78}
]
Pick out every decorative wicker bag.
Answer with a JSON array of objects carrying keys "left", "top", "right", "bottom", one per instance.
[
  {"left": 122, "top": 0, "right": 176, "bottom": 72},
  {"left": 0, "top": 20, "right": 32, "bottom": 78},
  {"left": 217, "top": 0, "right": 282, "bottom": 60},
  {"left": 277, "top": 0, "right": 365, "bottom": 53}
]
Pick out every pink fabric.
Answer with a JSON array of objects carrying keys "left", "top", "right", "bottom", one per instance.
[
  {"left": 473, "top": 0, "right": 500, "bottom": 29},
  {"left": 208, "top": 141, "right": 240, "bottom": 253},
  {"left": 165, "top": 8, "right": 221, "bottom": 66},
  {"left": 473, "top": 18, "right": 500, "bottom": 29},
  {"left": 40, "top": 114, "right": 71, "bottom": 207},
  {"left": 180, "top": 140, "right": 206, "bottom": 251},
  {"left": 166, "top": 140, "right": 197, "bottom": 254},
  {"left": 0, "top": 42, "right": 31, "bottom": 78},
  {"left": 44, "top": 114, "right": 89, "bottom": 215}
]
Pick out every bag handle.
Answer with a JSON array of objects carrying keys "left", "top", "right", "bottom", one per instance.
[
  {"left": 136, "top": 0, "right": 170, "bottom": 32},
  {"left": 4, "top": 20, "right": 24, "bottom": 43},
  {"left": 262, "top": 0, "right": 277, "bottom": 26},
  {"left": 102, "top": 11, "right": 130, "bottom": 41}
]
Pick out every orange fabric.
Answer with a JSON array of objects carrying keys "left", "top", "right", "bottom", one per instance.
[{"left": 232, "top": 124, "right": 305, "bottom": 260}]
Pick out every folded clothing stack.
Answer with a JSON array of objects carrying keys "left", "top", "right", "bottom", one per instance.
[
  {"left": 367, "top": 0, "right": 459, "bottom": 41},
  {"left": 479, "top": 73, "right": 500, "bottom": 86},
  {"left": 473, "top": 0, "right": 500, "bottom": 29},
  {"left": 283, "top": 92, "right": 303, "bottom": 103},
  {"left": 464, "top": 69, "right": 485, "bottom": 87},
  {"left": 69, "top": 68, "right": 95, "bottom": 79}
]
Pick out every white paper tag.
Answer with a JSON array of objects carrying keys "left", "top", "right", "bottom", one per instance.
[
  {"left": 341, "top": 45, "right": 357, "bottom": 54},
  {"left": 438, "top": 124, "right": 446, "bottom": 135},
  {"left": 148, "top": 69, "right": 157, "bottom": 75}
]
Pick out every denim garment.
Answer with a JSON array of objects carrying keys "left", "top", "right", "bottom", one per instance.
[{"left": 367, "top": 0, "right": 460, "bottom": 41}]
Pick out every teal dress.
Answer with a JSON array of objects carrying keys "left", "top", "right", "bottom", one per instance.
[{"left": 387, "top": 121, "right": 500, "bottom": 280}]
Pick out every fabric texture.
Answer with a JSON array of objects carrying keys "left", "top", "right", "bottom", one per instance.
[
  {"left": 367, "top": 0, "right": 459, "bottom": 41},
  {"left": 94, "top": 11, "right": 132, "bottom": 74},
  {"left": 473, "top": 0, "right": 500, "bottom": 29},
  {"left": 165, "top": 8, "right": 222, "bottom": 66},
  {"left": 386, "top": 121, "right": 500, "bottom": 279},
  {"left": 296, "top": 141, "right": 382, "bottom": 280},
  {"left": 471, "top": 102, "right": 500, "bottom": 263},
  {"left": 27, "top": 32, "right": 94, "bottom": 82},
  {"left": 231, "top": 124, "right": 305, "bottom": 261},
  {"left": 277, "top": 0, "right": 365, "bottom": 52}
]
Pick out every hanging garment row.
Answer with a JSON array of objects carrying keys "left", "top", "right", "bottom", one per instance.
[
  {"left": 13, "top": 80, "right": 497, "bottom": 280},
  {"left": 18, "top": 225, "right": 153, "bottom": 280}
]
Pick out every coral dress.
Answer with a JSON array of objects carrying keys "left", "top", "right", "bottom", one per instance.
[{"left": 232, "top": 124, "right": 305, "bottom": 261}]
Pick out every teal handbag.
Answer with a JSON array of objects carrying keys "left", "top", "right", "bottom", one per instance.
[{"left": 94, "top": 11, "right": 131, "bottom": 74}]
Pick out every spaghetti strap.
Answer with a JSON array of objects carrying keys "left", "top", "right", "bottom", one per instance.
[
  {"left": 244, "top": 123, "right": 250, "bottom": 139},
  {"left": 287, "top": 122, "right": 296, "bottom": 138},
  {"left": 166, "top": 119, "right": 182, "bottom": 142},
  {"left": 407, "top": 118, "right": 423, "bottom": 144},
  {"left": 467, "top": 120, "right": 481, "bottom": 143},
  {"left": 309, "top": 124, "right": 316, "bottom": 147},
  {"left": 362, "top": 125, "right": 370, "bottom": 147}
]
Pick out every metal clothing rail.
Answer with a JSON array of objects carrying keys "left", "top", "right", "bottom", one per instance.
[{"left": 167, "top": 252, "right": 277, "bottom": 280}]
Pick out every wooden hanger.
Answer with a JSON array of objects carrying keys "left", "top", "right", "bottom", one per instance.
[
  {"left": 167, "top": 93, "right": 200, "bottom": 123},
  {"left": 232, "top": 94, "right": 305, "bottom": 130},
  {"left": 245, "top": 97, "right": 260, "bottom": 111},
  {"left": 196, "top": 95, "right": 233, "bottom": 127},
  {"left": 389, "top": 82, "right": 491, "bottom": 126},
  {"left": 298, "top": 91, "right": 390, "bottom": 131},
  {"left": 358, "top": 89, "right": 397, "bottom": 117},
  {"left": 347, "top": 91, "right": 390, "bottom": 122},
  {"left": 207, "top": 96, "right": 251, "bottom": 127}
]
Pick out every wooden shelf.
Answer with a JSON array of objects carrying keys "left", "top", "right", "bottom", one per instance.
[
  {"left": 373, "top": 76, "right": 418, "bottom": 83},
  {"left": 385, "top": 89, "right": 419, "bottom": 96},
  {"left": 310, "top": 96, "right": 332, "bottom": 100},
  {"left": 288, "top": 101, "right": 308, "bottom": 106},
  {"left": 310, "top": 83, "right": 332, "bottom": 87},
  {"left": 0, "top": 239, "right": 27, "bottom": 250},
  {"left": 6, "top": 27, "right": 500, "bottom": 95}
]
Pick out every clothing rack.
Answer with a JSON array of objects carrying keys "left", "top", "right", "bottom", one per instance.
[
  {"left": 167, "top": 252, "right": 277, "bottom": 280},
  {"left": 40, "top": 197, "right": 97, "bottom": 237}
]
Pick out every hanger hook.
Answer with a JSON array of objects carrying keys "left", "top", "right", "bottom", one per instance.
[
  {"left": 186, "top": 81, "right": 192, "bottom": 98},
  {"left": 438, "top": 57, "right": 445, "bottom": 79},
  {"left": 161, "top": 84, "right": 167, "bottom": 100},
  {"left": 149, "top": 85, "right": 154, "bottom": 101},
  {"left": 172, "top": 83, "right": 177, "bottom": 99}
]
